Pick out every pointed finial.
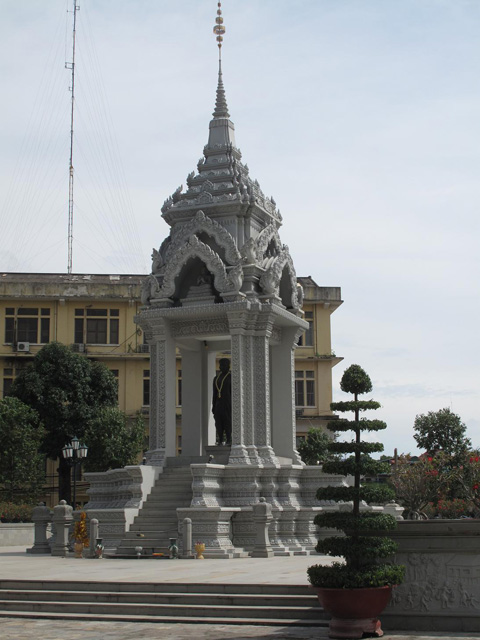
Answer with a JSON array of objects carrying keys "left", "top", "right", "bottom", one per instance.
[
  {"left": 212, "top": 2, "right": 230, "bottom": 119},
  {"left": 213, "top": 2, "right": 225, "bottom": 55}
]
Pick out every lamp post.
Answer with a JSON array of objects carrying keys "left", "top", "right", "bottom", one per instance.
[{"left": 62, "top": 436, "right": 88, "bottom": 508}]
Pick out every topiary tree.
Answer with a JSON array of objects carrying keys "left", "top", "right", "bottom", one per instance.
[{"left": 307, "top": 364, "right": 405, "bottom": 589}]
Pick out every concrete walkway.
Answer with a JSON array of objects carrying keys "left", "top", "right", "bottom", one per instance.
[{"left": 0, "top": 546, "right": 476, "bottom": 640}]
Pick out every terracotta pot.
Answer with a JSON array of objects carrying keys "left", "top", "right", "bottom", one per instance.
[
  {"left": 73, "top": 541, "right": 84, "bottom": 558},
  {"left": 314, "top": 586, "right": 392, "bottom": 639}
]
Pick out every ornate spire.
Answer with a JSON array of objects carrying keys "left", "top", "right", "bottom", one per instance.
[{"left": 212, "top": 2, "right": 230, "bottom": 119}]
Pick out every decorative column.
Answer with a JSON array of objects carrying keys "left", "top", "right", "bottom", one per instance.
[
  {"left": 253, "top": 325, "right": 278, "bottom": 465},
  {"left": 270, "top": 326, "right": 303, "bottom": 465},
  {"left": 227, "top": 311, "right": 251, "bottom": 465},
  {"left": 146, "top": 320, "right": 177, "bottom": 466}
]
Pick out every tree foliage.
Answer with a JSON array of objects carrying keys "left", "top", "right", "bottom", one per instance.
[
  {"left": 9, "top": 342, "right": 118, "bottom": 460},
  {"left": 413, "top": 408, "right": 471, "bottom": 460},
  {"left": 390, "top": 454, "right": 449, "bottom": 518},
  {"left": 83, "top": 408, "right": 145, "bottom": 472},
  {"left": 297, "top": 428, "right": 335, "bottom": 466},
  {"left": 8, "top": 342, "right": 143, "bottom": 501},
  {"left": 0, "top": 397, "right": 45, "bottom": 503},
  {"left": 308, "top": 364, "right": 404, "bottom": 589}
]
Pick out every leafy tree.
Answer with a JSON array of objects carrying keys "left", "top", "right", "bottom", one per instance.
[
  {"left": 449, "top": 451, "right": 480, "bottom": 514},
  {"left": 9, "top": 342, "right": 119, "bottom": 501},
  {"left": 390, "top": 454, "right": 449, "bottom": 519},
  {"left": 83, "top": 408, "right": 145, "bottom": 472},
  {"left": 0, "top": 397, "right": 45, "bottom": 503},
  {"left": 413, "top": 408, "right": 471, "bottom": 460},
  {"left": 308, "top": 364, "right": 404, "bottom": 589},
  {"left": 298, "top": 428, "right": 335, "bottom": 466}
]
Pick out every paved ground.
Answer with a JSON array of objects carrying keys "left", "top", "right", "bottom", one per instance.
[
  {"left": 0, "top": 546, "right": 331, "bottom": 584},
  {"left": 0, "top": 547, "right": 477, "bottom": 640},
  {"left": 1, "top": 618, "right": 479, "bottom": 640}
]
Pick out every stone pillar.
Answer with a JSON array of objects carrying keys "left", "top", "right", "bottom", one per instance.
[
  {"left": 270, "top": 327, "right": 303, "bottom": 464},
  {"left": 147, "top": 322, "right": 176, "bottom": 466},
  {"left": 204, "top": 348, "right": 218, "bottom": 447},
  {"left": 181, "top": 517, "right": 195, "bottom": 558},
  {"left": 51, "top": 500, "right": 73, "bottom": 557},
  {"left": 250, "top": 497, "right": 274, "bottom": 558},
  {"left": 27, "top": 502, "right": 52, "bottom": 554},
  {"left": 253, "top": 329, "right": 278, "bottom": 465},
  {"left": 89, "top": 518, "right": 99, "bottom": 558},
  {"left": 228, "top": 327, "right": 250, "bottom": 464},
  {"left": 180, "top": 345, "right": 203, "bottom": 456}
]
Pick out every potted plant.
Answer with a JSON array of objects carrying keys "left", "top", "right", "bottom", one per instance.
[{"left": 307, "top": 364, "right": 405, "bottom": 639}]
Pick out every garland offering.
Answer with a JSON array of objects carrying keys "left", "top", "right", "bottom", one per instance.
[
  {"left": 307, "top": 364, "right": 405, "bottom": 589},
  {"left": 72, "top": 511, "right": 89, "bottom": 547}
]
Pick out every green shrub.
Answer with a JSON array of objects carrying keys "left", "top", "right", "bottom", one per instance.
[{"left": 307, "top": 563, "right": 405, "bottom": 590}]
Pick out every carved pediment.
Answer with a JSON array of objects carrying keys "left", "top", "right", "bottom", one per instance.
[
  {"left": 159, "top": 235, "right": 243, "bottom": 301},
  {"left": 165, "top": 210, "right": 241, "bottom": 266}
]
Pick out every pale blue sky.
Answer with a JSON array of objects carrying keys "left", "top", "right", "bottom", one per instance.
[{"left": 0, "top": 1, "right": 479, "bottom": 455}]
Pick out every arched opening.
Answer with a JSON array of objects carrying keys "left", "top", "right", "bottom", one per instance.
[{"left": 173, "top": 257, "right": 218, "bottom": 303}]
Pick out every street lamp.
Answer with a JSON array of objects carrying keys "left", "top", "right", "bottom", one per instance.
[{"left": 62, "top": 436, "right": 88, "bottom": 508}]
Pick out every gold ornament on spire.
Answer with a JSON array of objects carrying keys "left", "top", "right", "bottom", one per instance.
[{"left": 213, "top": 1, "right": 226, "bottom": 52}]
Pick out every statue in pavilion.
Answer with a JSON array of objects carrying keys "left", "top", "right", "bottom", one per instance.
[{"left": 212, "top": 358, "right": 232, "bottom": 445}]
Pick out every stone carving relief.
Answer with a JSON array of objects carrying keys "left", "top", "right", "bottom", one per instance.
[
  {"left": 389, "top": 552, "right": 480, "bottom": 613},
  {"left": 259, "top": 247, "right": 300, "bottom": 309},
  {"left": 159, "top": 235, "right": 243, "bottom": 301},
  {"left": 141, "top": 274, "right": 161, "bottom": 305},
  {"left": 171, "top": 319, "right": 229, "bottom": 338},
  {"left": 151, "top": 237, "right": 171, "bottom": 275},
  {"left": 167, "top": 210, "right": 241, "bottom": 265}
]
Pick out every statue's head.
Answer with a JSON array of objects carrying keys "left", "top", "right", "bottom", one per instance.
[{"left": 219, "top": 358, "right": 230, "bottom": 373}]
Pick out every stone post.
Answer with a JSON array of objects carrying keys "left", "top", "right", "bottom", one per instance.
[
  {"left": 250, "top": 497, "right": 274, "bottom": 558},
  {"left": 89, "top": 518, "right": 99, "bottom": 558},
  {"left": 51, "top": 500, "right": 73, "bottom": 557},
  {"left": 27, "top": 502, "right": 52, "bottom": 554},
  {"left": 181, "top": 517, "right": 195, "bottom": 558}
]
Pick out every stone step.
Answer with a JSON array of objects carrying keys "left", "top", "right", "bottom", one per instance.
[
  {"left": 0, "top": 580, "right": 312, "bottom": 595},
  {"left": 129, "top": 523, "right": 178, "bottom": 531},
  {"left": 0, "top": 599, "right": 321, "bottom": 620},
  {"left": 0, "top": 589, "right": 318, "bottom": 608},
  {"left": 139, "top": 502, "right": 191, "bottom": 509},
  {"left": 0, "top": 611, "right": 329, "bottom": 627},
  {"left": 116, "top": 464, "right": 195, "bottom": 555},
  {"left": 116, "top": 539, "right": 173, "bottom": 548}
]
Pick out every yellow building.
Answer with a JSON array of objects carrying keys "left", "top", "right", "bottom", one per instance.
[{"left": 0, "top": 272, "right": 342, "bottom": 504}]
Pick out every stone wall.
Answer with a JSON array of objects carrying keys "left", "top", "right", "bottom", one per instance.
[
  {"left": 0, "top": 523, "right": 34, "bottom": 547},
  {"left": 382, "top": 520, "right": 480, "bottom": 633}
]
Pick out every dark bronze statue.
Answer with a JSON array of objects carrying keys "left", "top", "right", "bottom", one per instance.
[{"left": 212, "top": 358, "right": 232, "bottom": 445}]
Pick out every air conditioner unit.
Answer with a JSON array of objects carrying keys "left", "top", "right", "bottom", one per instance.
[
  {"left": 17, "top": 342, "right": 30, "bottom": 353},
  {"left": 71, "top": 343, "right": 85, "bottom": 353},
  {"left": 139, "top": 344, "right": 150, "bottom": 353}
]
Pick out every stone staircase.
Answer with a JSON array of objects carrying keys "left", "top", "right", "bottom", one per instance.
[
  {"left": 0, "top": 580, "right": 328, "bottom": 626},
  {"left": 116, "top": 465, "right": 194, "bottom": 556}
]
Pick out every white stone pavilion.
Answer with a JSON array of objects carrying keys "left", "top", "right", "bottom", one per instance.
[{"left": 86, "top": 8, "right": 348, "bottom": 557}]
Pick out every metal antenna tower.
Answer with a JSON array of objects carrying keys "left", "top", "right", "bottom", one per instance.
[{"left": 66, "top": 1, "right": 80, "bottom": 274}]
